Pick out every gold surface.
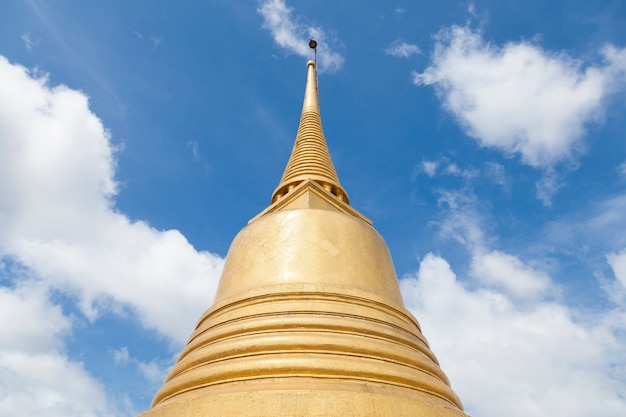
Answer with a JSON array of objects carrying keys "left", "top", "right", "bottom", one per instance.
[
  {"left": 138, "top": 61, "right": 469, "bottom": 417},
  {"left": 271, "top": 61, "right": 348, "bottom": 204}
]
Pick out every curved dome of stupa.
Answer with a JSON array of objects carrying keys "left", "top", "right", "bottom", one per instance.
[{"left": 138, "top": 58, "right": 469, "bottom": 417}]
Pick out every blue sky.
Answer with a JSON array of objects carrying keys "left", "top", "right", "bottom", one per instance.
[{"left": 1, "top": 1, "right": 626, "bottom": 416}]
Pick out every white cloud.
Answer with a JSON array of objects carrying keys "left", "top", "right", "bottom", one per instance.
[
  {"left": 0, "top": 56, "right": 225, "bottom": 346},
  {"left": 187, "top": 140, "right": 200, "bottom": 160},
  {"left": 112, "top": 347, "right": 130, "bottom": 364},
  {"left": 0, "top": 54, "right": 202, "bottom": 412},
  {"left": 0, "top": 52, "right": 227, "bottom": 416},
  {"left": 111, "top": 347, "right": 170, "bottom": 386},
  {"left": 416, "top": 185, "right": 626, "bottom": 416},
  {"left": 21, "top": 33, "right": 34, "bottom": 51},
  {"left": 149, "top": 36, "right": 162, "bottom": 51},
  {"left": 608, "top": 248, "right": 626, "bottom": 289},
  {"left": 186, "top": 139, "right": 211, "bottom": 175},
  {"left": 435, "top": 188, "right": 557, "bottom": 300},
  {"left": 445, "top": 162, "right": 478, "bottom": 179},
  {"left": 484, "top": 162, "right": 509, "bottom": 189},
  {"left": 385, "top": 40, "right": 421, "bottom": 58},
  {"left": 417, "top": 158, "right": 478, "bottom": 181},
  {"left": 0, "top": 351, "right": 113, "bottom": 417},
  {"left": 535, "top": 169, "right": 563, "bottom": 206},
  {"left": 467, "top": 3, "right": 477, "bottom": 17},
  {"left": 435, "top": 190, "right": 487, "bottom": 248},
  {"left": 413, "top": 25, "right": 626, "bottom": 168},
  {"left": 618, "top": 162, "right": 626, "bottom": 179},
  {"left": 401, "top": 253, "right": 626, "bottom": 417},
  {"left": 540, "top": 193, "right": 626, "bottom": 262},
  {"left": 422, "top": 160, "right": 438, "bottom": 176},
  {"left": 439, "top": 192, "right": 556, "bottom": 299},
  {"left": 0, "top": 282, "right": 69, "bottom": 354},
  {"left": 395, "top": 7, "right": 406, "bottom": 16},
  {"left": 0, "top": 282, "right": 113, "bottom": 417},
  {"left": 258, "top": 0, "right": 344, "bottom": 72},
  {"left": 0, "top": 53, "right": 228, "bottom": 414},
  {"left": 470, "top": 250, "right": 552, "bottom": 300},
  {"left": 137, "top": 360, "right": 168, "bottom": 384}
]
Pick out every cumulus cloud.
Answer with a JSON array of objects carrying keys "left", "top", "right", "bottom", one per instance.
[
  {"left": 0, "top": 55, "right": 225, "bottom": 412},
  {"left": 470, "top": 250, "right": 552, "bottom": 300},
  {"left": 406, "top": 185, "right": 626, "bottom": 416},
  {"left": 401, "top": 253, "right": 626, "bottom": 417},
  {"left": 435, "top": 187, "right": 558, "bottom": 299},
  {"left": 258, "top": 0, "right": 344, "bottom": 72},
  {"left": 0, "top": 282, "right": 69, "bottom": 356},
  {"left": 0, "top": 56, "right": 224, "bottom": 344},
  {"left": 385, "top": 40, "right": 421, "bottom": 58},
  {"left": 413, "top": 26, "right": 626, "bottom": 168},
  {"left": 0, "top": 350, "right": 112, "bottom": 417},
  {"left": 0, "top": 282, "right": 113, "bottom": 417}
]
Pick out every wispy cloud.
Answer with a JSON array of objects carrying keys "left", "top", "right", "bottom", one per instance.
[
  {"left": 134, "top": 32, "right": 163, "bottom": 51},
  {"left": 484, "top": 162, "right": 510, "bottom": 191},
  {"left": 21, "top": 33, "right": 35, "bottom": 51},
  {"left": 257, "top": 0, "right": 344, "bottom": 72},
  {"left": 149, "top": 36, "right": 162, "bottom": 51},
  {"left": 385, "top": 39, "right": 421, "bottom": 58},
  {"left": 186, "top": 140, "right": 210, "bottom": 175},
  {"left": 608, "top": 249, "right": 626, "bottom": 284},
  {"left": 535, "top": 168, "right": 563, "bottom": 206},
  {"left": 414, "top": 26, "right": 626, "bottom": 169},
  {"left": 112, "top": 347, "right": 130, "bottom": 364},
  {"left": 467, "top": 2, "right": 478, "bottom": 17},
  {"left": 421, "top": 160, "right": 438, "bottom": 177},
  {"left": 413, "top": 158, "right": 488, "bottom": 182}
]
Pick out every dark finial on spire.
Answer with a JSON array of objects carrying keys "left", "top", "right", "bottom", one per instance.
[{"left": 308, "top": 37, "right": 317, "bottom": 66}]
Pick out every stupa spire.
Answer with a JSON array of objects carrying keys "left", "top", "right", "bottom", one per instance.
[
  {"left": 137, "top": 53, "right": 470, "bottom": 417},
  {"left": 271, "top": 60, "right": 349, "bottom": 204}
]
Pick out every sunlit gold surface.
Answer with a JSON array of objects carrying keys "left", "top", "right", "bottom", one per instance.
[
  {"left": 138, "top": 61, "right": 469, "bottom": 417},
  {"left": 271, "top": 61, "right": 348, "bottom": 204}
]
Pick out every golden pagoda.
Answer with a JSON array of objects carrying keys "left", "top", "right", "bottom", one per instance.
[{"left": 138, "top": 59, "right": 469, "bottom": 417}]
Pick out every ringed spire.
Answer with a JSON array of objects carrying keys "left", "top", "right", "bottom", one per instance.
[{"left": 271, "top": 60, "right": 349, "bottom": 204}]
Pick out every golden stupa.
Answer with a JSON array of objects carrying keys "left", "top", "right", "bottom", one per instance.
[{"left": 138, "top": 59, "right": 469, "bottom": 417}]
